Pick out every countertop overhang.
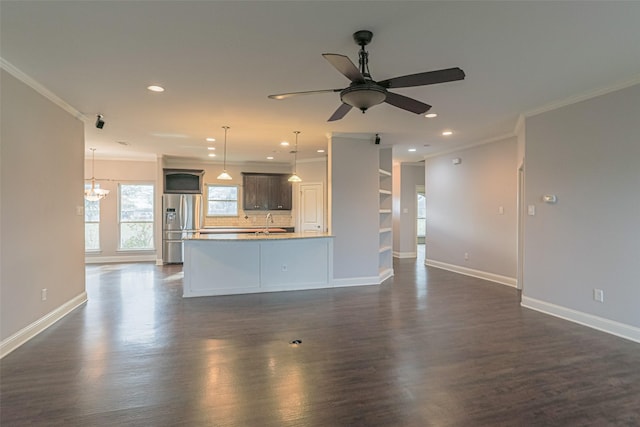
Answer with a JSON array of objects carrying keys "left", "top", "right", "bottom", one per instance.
[
  {"left": 198, "top": 228, "right": 288, "bottom": 234},
  {"left": 185, "top": 232, "right": 333, "bottom": 241}
]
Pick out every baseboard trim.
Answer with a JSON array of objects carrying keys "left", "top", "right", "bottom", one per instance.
[
  {"left": 1, "top": 292, "right": 88, "bottom": 359},
  {"left": 521, "top": 296, "right": 640, "bottom": 344},
  {"left": 379, "top": 268, "right": 394, "bottom": 283},
  {"left": 425, "top": 259, "right": 517, "bottom": 287},
  {"left": 155, "top": 258, "right": 164, "bottom": 266},
  {"left": 332, "top": 276, "right": 380, "bottom": 288},
  {"left": 393, "top": 251, "right": 416, "bottom": 259},
  {"left": 85, "top": 254, "right": 156, "bottom": 264}
]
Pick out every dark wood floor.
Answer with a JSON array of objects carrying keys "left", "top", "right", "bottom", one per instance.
[{"left": 2, "top": 252, "right": 640, "bottom": 426}]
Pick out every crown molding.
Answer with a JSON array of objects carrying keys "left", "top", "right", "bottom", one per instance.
[
  {"left": 0, "top": 57, "right": 86, "bottom": 121},
  {"left": 422, "top": 133, "right": 517, "bottom": 160},
  {"left": 523, "top": 74, "right": 640, "bottom": 118}
]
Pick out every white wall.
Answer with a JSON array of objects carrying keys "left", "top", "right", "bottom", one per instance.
[
  {"left": 329, "top": 136, "right": 379, "bottom": 284},
  {"left": 523, "top": 84, "right": 640, "bottom": 332},
  {"left": 425, "top": 137, "right": 518, "bottom": 282},
  {"left": 1, "top": 69, "right": 86, "bottom": 344},
  {"left": 84, "top": 158, "right": 159, "bottom": 262}
]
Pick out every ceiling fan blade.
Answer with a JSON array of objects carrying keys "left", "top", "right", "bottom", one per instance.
[
  {"left": 384, "top": 92, "right": 432, "bottom": 114},
  {"left": 322, "top": 54, "right": 365, "bottom": 83},
  {"left": 378, "top": 67, "right": 465, "bottom": 89},
  {"left": 268, "top": 89, "right": 341, "bottom": 100},
  {"left": 328, "top": 103, "right": 353, "bottom": 122}
]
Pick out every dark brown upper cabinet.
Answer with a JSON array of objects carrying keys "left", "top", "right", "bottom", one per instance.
[{"left": 242, "top": 173, "right": 292, "bottom": 210}]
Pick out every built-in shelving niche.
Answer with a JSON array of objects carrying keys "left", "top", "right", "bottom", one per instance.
[{"left": 378, "top": 148, "right": 393, "bottom": 282}]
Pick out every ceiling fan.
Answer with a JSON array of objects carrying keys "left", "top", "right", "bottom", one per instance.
[{"left": 268, "top": 30, "right": 465, "bottom": 121}]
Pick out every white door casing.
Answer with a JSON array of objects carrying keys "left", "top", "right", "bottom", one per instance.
[{"left": 299, "top": 182, "right": 324, "bottom": 233}]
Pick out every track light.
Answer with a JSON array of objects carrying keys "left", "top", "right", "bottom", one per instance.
[
  {"left": 95, "top": 114, "right": 105, "bottom": 129},
  {"left": 374, "top": 133, "right": 381, "bottom": 145}
]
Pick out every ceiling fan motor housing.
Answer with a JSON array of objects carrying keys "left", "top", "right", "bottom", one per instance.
[{"left": 341, "top": 82, "right": 387, "bottom": 112}]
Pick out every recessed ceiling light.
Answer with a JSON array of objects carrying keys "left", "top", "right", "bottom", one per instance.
[
  {"left": 442, "top": 130, "right": 453, "bottom": 136},
  {"left": 280, "top": 141, "right": 290, "bottom": 146},
  {"left": 317, "top": 149, "right": 325, "bottom": 153},
  {"left": 267, "top": 156, "right": 274, "bottom": 160},
  {"left": 206, "top": 137, "right": 215, "bottom": 142},
  {"left": 147, "top": 85, "right": 165, "bottom": 92},
  {"left": 208, "top": 153, "right": 216, "bottom": 157},
  {"left": 408, "top": 148, "right": 417, "bottom": 152},
  {"left": 207, "top": 147, "right": 215, "bottom": 150},
  {"left": 425, "top": 113, "right": 438, "bottom": 118}
]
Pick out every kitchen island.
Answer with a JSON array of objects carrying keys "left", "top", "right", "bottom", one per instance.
[{"left": 182, "top": 232, "right": 334, "bottom": 297}]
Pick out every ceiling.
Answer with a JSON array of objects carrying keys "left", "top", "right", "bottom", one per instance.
[{"left": 2, "top": 1, "right": 639, "bottom": 164}]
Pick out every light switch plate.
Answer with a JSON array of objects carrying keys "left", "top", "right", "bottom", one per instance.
[{"left": 528, "top": 205, "right": 536, "bottom": 216}]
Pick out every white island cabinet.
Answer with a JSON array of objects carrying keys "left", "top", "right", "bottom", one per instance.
[{"left": 182, "top": 233, "right": 334, "bottom": 297}]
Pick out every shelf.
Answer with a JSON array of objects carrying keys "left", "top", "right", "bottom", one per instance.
[
  {"left": 379, "top": 189, "right": 392, "bottom": 195},
  {"left": 379, "top": 245, "right": 392, "bottom": 253},
  {"left": 379, "top": 228, "right": 392, "bottom": 233},
  {"left": 379, "top": 209, "right": 392, "bottom": 214},
  {"left": 378, "top": 169, "right": 392, "bottom": 176}
]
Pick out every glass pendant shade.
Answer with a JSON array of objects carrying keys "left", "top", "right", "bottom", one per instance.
[
  {"left": 217, "top": 170, "right": 232, "bottom": 180},
  {"left": 218, "top": 126, "right": 232, "bottom": 180},
  {"left": 84, "top": 148, "right": 109, "bottom": 201},
  {"left": 84, "top": 180, "right": 109, "bottom": 201},
  {"left": 288, "top": 173, "right": 302, "bottom": 183}
]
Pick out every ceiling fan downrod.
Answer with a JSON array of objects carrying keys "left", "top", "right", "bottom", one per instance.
[{"left": 354, "top": 30, "right": 373, "bottom": 80}]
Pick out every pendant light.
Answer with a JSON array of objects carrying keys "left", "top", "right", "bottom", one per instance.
[
  {"left": 84, "top": 148, "right": 110, "bottom": 201},
  {"left": 288, "top": 131, "right": 302, "bottom": 183},
  {"left": 217, "top": 126, "right": 232, "bottom": 180}
]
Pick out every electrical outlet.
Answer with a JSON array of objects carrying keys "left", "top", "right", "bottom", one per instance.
[
  {"left": 464, "top": 252, "right": 469, "bottom": 260},
  {"left": 41, "top": 288, "right": 47, "bottom": 301},
  {"left": 593, "top": 288, "right": 604, "bottom": 303},
  {"left": 281, "top": 264, "right": 288, "bottom": 272}
]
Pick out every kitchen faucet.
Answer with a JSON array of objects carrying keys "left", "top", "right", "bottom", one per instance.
[{"left": 264, "top": 212, "right": 273, "bottom": 234}]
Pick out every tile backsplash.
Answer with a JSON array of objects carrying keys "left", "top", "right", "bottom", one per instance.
[{"left": 204, "top": 212, "right": 293, "bottom": 228}]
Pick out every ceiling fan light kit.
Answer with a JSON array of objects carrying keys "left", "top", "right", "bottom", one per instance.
[
  {"left": 268, "top": 30, "right": 465, "bottom": 121},
  {"left": 341, "top": 83, "right": 387, "bottom": 111}
]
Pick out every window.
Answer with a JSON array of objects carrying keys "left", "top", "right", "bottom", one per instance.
[
  {"left": 207, "top": 184, "right": 238, "bottom": 216},
  {"left": 119, "top": 184, "right": 154, "bottom": 250},
  {"left": 84, "top": 183, "right": 100, "bottom": 251}
]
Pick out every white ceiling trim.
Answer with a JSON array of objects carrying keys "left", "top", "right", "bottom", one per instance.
[
  {"left": 523, "top": 74, "right": 640, "bottom": 118},
  {"left": 421, "top": 132, "right": 517, "bottom": 161},
  {"left": 0, "top": 57, "right": 85, "bottom": 122}
]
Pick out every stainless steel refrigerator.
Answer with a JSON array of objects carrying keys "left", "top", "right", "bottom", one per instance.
[{"left": 162, "top": 194, "right": 203, "bottom": 263}]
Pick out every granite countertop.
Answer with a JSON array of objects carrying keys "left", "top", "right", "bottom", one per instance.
[{"left": 185, "top": 232, "right": 333, "bottom": 241}]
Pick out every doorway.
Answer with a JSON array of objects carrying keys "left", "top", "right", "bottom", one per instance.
[{"left": 416, "top": 185, "right": 426, "bottom": 258}]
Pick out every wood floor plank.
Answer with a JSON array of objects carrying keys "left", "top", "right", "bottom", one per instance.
[{"left": 2, "top": 254, "right": 640, "bottom": 426}]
